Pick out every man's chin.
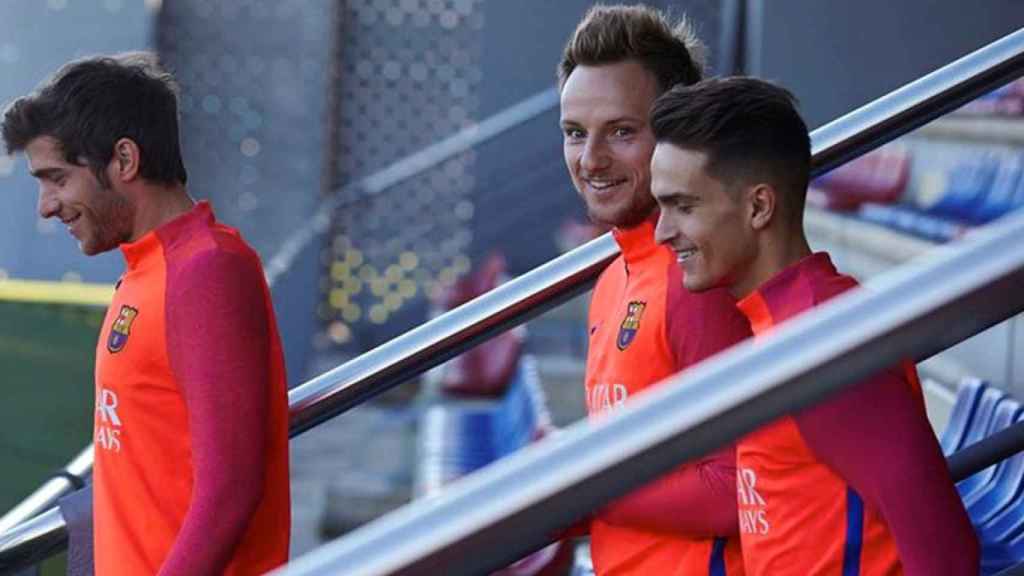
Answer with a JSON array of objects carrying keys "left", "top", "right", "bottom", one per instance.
[
  {"left": 587, "top": 205, "right": 654, "bottom": 230},
  {"left": 682, "top": 272, "right": 720, "bottom": 294}
]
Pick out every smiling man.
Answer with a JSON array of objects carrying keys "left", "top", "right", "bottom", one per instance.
[
  {"left": 2, "top": 53, "right": 291, "bottom": 575},
  {"left": 650, "top": 76, "right": 978, "bottom": 575},
  {"left": 557, "top": 5, "right": 751, "bottom": 575}
]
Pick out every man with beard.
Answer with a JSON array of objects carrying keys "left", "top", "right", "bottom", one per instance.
[{"left": 558, "top": 5, "right": 751, "bottom": 575}]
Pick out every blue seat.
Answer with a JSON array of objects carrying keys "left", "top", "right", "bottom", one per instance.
[
  {"left": 928, "top": 153, "right": 999, "bottom": 223},
  {"left": 974, "top": 154, "right": 1024, "bottom": 223},
  {"left": 942, "top": 378, "right": 989, "bottom": 455},
  {"left": 981, "top": 520, "right": 1024, "bottom": 575},
  {"left": 960, "top": 398, "right": 1022, "bottom": 505},
  {"left": 417, "top": 356, "right": 551, "bottom": 496}
]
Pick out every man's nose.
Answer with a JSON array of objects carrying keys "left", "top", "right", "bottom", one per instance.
[
  {"left": 580, "top": 138, "right": 610, "bottom": 173},
  {"left": 37, "top": 186, "right": 59, "bottom": 219},
  {"left": 654, "top": 211, "right": 675, "bottom": 245}
]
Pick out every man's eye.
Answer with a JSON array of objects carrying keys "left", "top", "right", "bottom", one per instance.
[
  {"left": 613, "top": 127, "right": 633, "bottom": 137},
  {"left": 564, "top": 128, "right": 584, "bottom": 140}
]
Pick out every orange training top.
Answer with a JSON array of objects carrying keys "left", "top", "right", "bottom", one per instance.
[
  {"left": 734, "top": 252, "right": 977, "bottom": 576},
  {"left": 93, "top": 202, "right": 290, "bottom": 575},
  {"left": 584, "top": 219, "right": 751, "bottom": 576}
]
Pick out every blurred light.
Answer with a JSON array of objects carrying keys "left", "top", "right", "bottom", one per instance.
[
  {"left": 385, "top": 264, "right": 403, "bottom": 282},
  {"left": 240, "top": 137, "right": 261, "bottom": 157},
  {"left": 399, "top": 251, "right": 418, "bottom": 270},
  {"left": 439, "top": 267, "right": 456, "bottom": 286},
  {"left": 357, "top": 264, "right": 377, "bottom": 282},
  {"left": 370, "top": 278, "right": 388, "bottom": 297},
  {"left": 327, "top": 321, "right": 352, "bottom": 345},
  {"left": 0, "top": 269, "right": 8, "bottom": 281},
  {"left": 398, "top": 279, "right": 417, "bottom": 298},
  {"left": 61, "top": 271, "right": 82, "bottom": 283},
  {"left": 384, "top": 293, "right": 403, "bottom": 311},
  {"left": 47, "top": 0, "right": 68, "bottom": 11},
  {"left": 346, "top": 249, "right": 364, "bottom": 267},
  {"left": 144, "top": 0, "right": 163, "bottom": 13},
  {"left": 338, "top": 277, "right": 359, "bottom": 294},
  {"left": 368, "top": 304, "right": 388, "bottom": 324},
  {"left": 342, "top": 304, "right": 362, "bottom": 323},
  {"left": 331, "top": 262, "right": 349, "bottom": 280},
  {"left": 329, "top": 288, "right": 347, "bottom": 309}
]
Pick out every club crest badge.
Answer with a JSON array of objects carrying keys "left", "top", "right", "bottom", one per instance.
[
  {"left": 107, "top": 305, "right": 139, "bottom": 353},
  {"left": 617, "top": 301, "right": 646, "bottom": 350}
]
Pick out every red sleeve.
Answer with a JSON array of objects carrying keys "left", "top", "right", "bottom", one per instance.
[
  {"left": 795, "top": 367, "right": 980, "bottom": 575},
  {"left": 159, "top": 248, "right": 271, "bottom": 576},
  {"left": 599, "top": 265, "right": 750, "bottom": 537},
  {"left": 598, "top": 444, "right": 738, "bottom": 537}
]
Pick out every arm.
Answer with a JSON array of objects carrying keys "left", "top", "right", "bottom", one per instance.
[
  {"left": 598, "top": 274, "right": 749, "bottom": 536},
  {"left": 159, "top": 250, "right": 271, "bottom": 576},
  {"left": 598, "top": 445, "right": 738, "bottom": 537},
  {"left": 795, "top": 367, "right": 980, "bottom": 576}
]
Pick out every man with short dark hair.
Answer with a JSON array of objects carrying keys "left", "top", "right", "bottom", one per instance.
[
  {"left": 558, "top": 5, "right": 750, "bottom": 575},
  {"left": 650, "top": 76, "right": 979, "bottom": 575},
  {"left": 2, "top": 53, "right": 291, "bottom": 575}
]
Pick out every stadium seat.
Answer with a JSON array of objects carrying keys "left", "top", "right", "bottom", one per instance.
[
  {"left": 974, "top": 155, "right": 1024, "bottom": 223},
  {"left": 416, "top": 356, "right": 551, "bottom": 495},
  {"left": 958, "top": 385, "right": 1009, "bottom": 451},
  {"left": 924, "top": 152, "right": 1000, "bottom": 223},
  {"left": 960, "top": 398, "right": 1023, "bottom": 504},
  {"left": 942, "top": 378, "right": 989, "bottom": 455},
  {"left": 981, "top": 521, "right": 1024, "bottom": 576}
]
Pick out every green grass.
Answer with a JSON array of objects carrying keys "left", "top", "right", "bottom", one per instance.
[{"left": 0, "top": 300, "right": 102, "bottom": 515}]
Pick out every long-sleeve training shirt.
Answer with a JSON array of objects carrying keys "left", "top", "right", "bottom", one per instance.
[
  {"left": 584, "top": 219, "right": 752, "bottom": 576},
  {"left": 93, "top": 201, "right": 291, "bottom": 576},
  {"left": 734, "top": 252, "right": 978, "bottom": 576}
]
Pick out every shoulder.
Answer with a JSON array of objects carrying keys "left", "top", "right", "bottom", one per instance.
[
  {"left": 163, "top": 232, "right": 265, "bottom": 296},
  {"left": 806, "top": 272, "right": 859, "bottom": 306}
]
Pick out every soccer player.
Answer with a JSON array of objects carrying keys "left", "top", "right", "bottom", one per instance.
[
  {"left": 558, "top": 6, "right": 751, "bottom": 575},
  {"left": 2, "top": 53, "right": 291, "bottom": 575},
  {"left": 650, "top": 76, "right": 979, "bottom": 575}
]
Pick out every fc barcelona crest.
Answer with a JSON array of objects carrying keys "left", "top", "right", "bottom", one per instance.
[
  {"left": 107, "top": 305, "right": 139, "bottom": 353},
  {"left": 617, "top": 301, "right": 646, "bottom": 350}
]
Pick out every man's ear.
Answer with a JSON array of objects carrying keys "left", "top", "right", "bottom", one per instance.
[
  {"left": 748, "top": 183, "right": 777, "bottom": 231},
  {"left": 109, "top": 138, "right": 141, "bottom": 183}
]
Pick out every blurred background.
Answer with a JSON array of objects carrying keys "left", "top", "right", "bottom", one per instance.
[{"left": 1, "top": 0, "right": 1023, "bottom": 571}]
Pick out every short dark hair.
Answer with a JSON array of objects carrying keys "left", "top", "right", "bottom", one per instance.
[
  {"left": 650, "top": 76, "right": 811, "bottom": 222},
  {"left": 2, "top": 52, "right": 187, "bottom": 186},
  {"left": 557, "top": 4, "right": 705, "bottom": 93}
]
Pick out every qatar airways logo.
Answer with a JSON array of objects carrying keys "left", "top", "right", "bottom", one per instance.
[
  {"left": 95, "top": 388, "right": 123, "bottom": 453},
  {"left": 588, "top": 383, "right": 628, "bottom": 413},
  {"left": 738, "top": 468, "right": 770, "bottom": 535}
]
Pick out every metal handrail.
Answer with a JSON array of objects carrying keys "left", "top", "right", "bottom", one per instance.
[
  {"left": 2, "top": 24, "right": 1023, "bottom": 574},
  {"left": 274, "top": 206, "right": 1024, "bottom": 576}
]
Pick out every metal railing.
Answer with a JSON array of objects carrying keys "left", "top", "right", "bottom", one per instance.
[
  {"left": 2, "top": 25, "right": 1023, "bottom": 575},
  {"left": 274, "top": 209, "right": 1024, "bottom": 576}
]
